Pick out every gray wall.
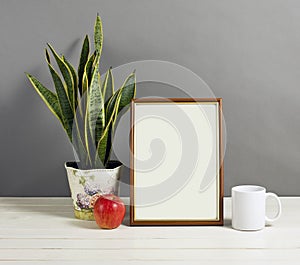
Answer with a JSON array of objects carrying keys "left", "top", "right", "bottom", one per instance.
[{"left": 0, "top": 0, "right": 299, "bottom": 196}]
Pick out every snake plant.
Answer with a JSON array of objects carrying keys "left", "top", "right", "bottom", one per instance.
[{"left": 26, "top": 15, "right": 136, "bottom": 169}]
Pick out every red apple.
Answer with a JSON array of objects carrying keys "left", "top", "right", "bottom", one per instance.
[{"left": 93, "top": 194, "right": 126, "bottom": 229}]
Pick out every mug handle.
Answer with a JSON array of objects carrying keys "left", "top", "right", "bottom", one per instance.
[{"left": 265, "top": 192, "right": 282, "bottom": 223}]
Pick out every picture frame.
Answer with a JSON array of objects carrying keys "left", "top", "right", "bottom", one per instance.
[{"left": 130, "top": 98, "right": 223, "bottom": 226}]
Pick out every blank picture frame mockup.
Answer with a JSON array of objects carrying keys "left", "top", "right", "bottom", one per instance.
[{"left": 130, "top": 98, "right": 223, "bottom": 226}]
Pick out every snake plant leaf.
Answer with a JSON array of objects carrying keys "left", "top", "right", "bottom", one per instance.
[
  {"left": 84, "top": 106, "right": 98, "bottom": 168},
  {"left": 102, "top": 67, "right": 114, "bottom": 104},
  {"left": 105, "top": 90, "right": 118, "bottom": 127},
  {"left": 46, "top": 62, "right": 74, "bottom": 141},
  {"left": 102, "top": 70, "right": 136, "bottom": 164},
  {"left": 82, "top": 72, "right": 92, "bottom": 165},
  {"left": 94, "top": 75, "right": 105, "bottom": 147},
  {"left": 78, "top": 35, "right": 89, "bottom": 96},
  {"left": 47, "top": 43, "right": 74, "bottom": 109},
  {"left": 89, "top": 68, "right": 105, "bottom": 151},
  {"left": 85, "top": 52, "right": 97, "bottom": 86},
  {"left": 81, "top": 52, "right": 98, "bottom": 114},
  {"left": 104, "top": 72, "right": 125, "bottom": 125},
  {"left": 81, "top": 72, "right": 88, "bottom": 102},
  {"left": 79, "top": 72, "right": 89, "bottom": 130},
  {"left": 72, "top": 116, "right": 88, "bottom": 168},
  {"left": 26, "top": 73, "right": 73, "bottom": 143},
  {"left": 118, "top": 71, "right": 136, "bottom": 113},
  {"left": 96, "top": 91, "right": 122, "bottom": 165},
  {"left": 72, "top": 92, "right": 89, "bottom": 167},
  {"left": 103, "top": 126, "right": 113, "bottom": 166},
  {"left": 96, "top": 128, "right": 108, "bottom": 166},
  {"left": 85, "top": 55, "right": 104, "bottom": 166},
  {"left": 100, "top": 72, "right": 136, "bottom": 164},
  {"left": 25, "top": 73, "right": 63, "bottom": 125},
  {"left": 84, "top": 104, "right": 93, "bottom": 166},
  {"left": 93, "top": 76, "right": 106, "bottom": 149},
  {"left": 62, "top": 56, "right": 78, "bottom": 110},
  {"left": 45, "top": 49, "right": 51, "bottom": 64},
  {"left": 88, "top": 66, "right": 104, "bottom": 140},
  {"left": 105, "top": 71, "right": 136, "bottom": 126},
  {"left": 102, "top": 92, "right": 121, "bottom": 166},
  {"left": 94, "top": 14, "right": 103, "bottom": 56},
  {"left": 103, "top": 71, "right": 135, "bottom": 164}
]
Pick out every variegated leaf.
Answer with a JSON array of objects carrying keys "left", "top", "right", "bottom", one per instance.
[
  {"left": 78, "top": 35, "right": 89, "bottom": 96},
  {"left": 26, "top": 73, "right": 73, "bottom": 142},
  {"left": 96, "top": 91, "right": 122, "bottom": 165},
  {"left": 88, "top": 66, "right": 104, "bottom": 142},
  {"left": 62, "top": 56, "right": 78, "bottom": 111},
  {"left": 46, "top": 62, "right": 74, "bottom": 141},
  {"left": 85, "top": 52, "right": 96, "bottom": 87},
  {"left": 94, "top": 15, "right": 103, "bottom": 56},
  {"left": 102, "top": 67, "right": 114, "bottom": 104},
  {"left": 47, "top": 44, "right": 74, "bottom": 109},
  {"left": 105, "top": 71, "right": 136, "bottom": 126},
  {"left": 118, "top": 71, "right": 136, "bottom": 113}
]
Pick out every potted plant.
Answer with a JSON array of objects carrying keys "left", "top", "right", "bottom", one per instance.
[{"left": 26, "top": 15, "right": 136, "bottom": 220}]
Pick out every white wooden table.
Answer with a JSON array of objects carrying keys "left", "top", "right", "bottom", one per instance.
[{"left": 0, "top": 197, "right": 299, "bottom": 265}]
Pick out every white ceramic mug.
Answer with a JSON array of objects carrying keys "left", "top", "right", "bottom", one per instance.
[{"left": 231, "top": 185, "right": 282, "bottom": 231}]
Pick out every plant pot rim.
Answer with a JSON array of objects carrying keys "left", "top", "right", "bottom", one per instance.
[{"left": 65, "top": 161, "right": 122, "bottom": 173}]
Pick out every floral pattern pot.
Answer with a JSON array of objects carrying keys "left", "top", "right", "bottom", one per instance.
[{"left": 65, "top": 161, "right": 122, "bottom": 220}]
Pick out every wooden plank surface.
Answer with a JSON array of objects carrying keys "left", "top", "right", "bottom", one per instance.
[{"left": 0, "top": 197, "right": 298, "bottom": 264}]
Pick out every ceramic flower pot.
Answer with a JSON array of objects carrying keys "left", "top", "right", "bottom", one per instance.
[{"left": 65, "top": 161, "right": 122, "bottom": 220}]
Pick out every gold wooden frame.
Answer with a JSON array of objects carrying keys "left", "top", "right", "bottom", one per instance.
[{"left": 130, "top": 98, "right": 224, "bottom": 226}]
